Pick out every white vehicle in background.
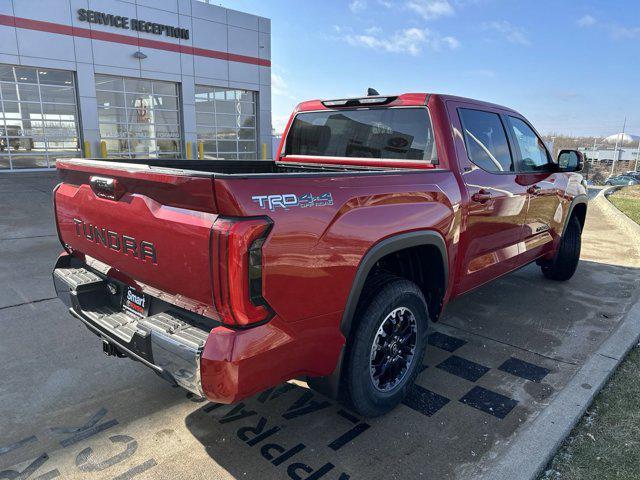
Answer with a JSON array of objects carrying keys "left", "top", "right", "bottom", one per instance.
[{"left": 0, "top": 126, "right": 22, "bottom": 151}]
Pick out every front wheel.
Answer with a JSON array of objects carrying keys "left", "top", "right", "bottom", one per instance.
[
  {"left": 344, "top": 277, "right": 429, "bottom": 417},
  {"left": 540, "top": 215, "right": 582, "bottom": 281}
]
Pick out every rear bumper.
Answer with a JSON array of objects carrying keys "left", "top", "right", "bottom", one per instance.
[
  {"left": 53, "top": 254, "right": 209, "bottom": 397},
  {"left": 53, "top": 254, "right": 345, "bottom": 404}
]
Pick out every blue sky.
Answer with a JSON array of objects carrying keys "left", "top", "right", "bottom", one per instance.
[{"left": 218, "top": 0, "right": 639, "bottom": 137}]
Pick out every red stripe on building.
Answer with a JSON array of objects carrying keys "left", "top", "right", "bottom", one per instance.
[{"left": 0, "top": 14, "right": 270, "bottom": 67}]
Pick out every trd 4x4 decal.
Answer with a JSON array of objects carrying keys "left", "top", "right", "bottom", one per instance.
[{"left": 252, "top": 193, "right": 334, "bottom": 211}]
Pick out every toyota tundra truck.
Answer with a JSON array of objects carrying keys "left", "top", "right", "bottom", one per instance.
[{"left": 52, "top": 93, "right": 587, "bottom": 416}]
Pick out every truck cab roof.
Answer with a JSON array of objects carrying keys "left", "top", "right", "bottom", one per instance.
[{"left": 296, "top": 93, "right": 519, "bottom": 116}]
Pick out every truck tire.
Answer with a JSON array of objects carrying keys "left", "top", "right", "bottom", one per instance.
[
  {"left": 344, "top": 277, "right": 429, "bottom": 417},
  {"left": 540, "top": 215, "right": 582, "bottom": 281}
]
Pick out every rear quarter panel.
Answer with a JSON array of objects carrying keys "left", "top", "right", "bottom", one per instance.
[{"left": 214, "top": 171, "right": 461, "bottom": 323}]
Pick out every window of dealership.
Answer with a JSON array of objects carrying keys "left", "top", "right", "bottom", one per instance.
[
  {"left": 195, "top": 86, "right": 258, "bottom": 160},
  {"left": 0, "top": 65, "right": 81, "bottom": 169},
  {"left": 95, "top": 75, "right": 182, "bottom": 159},
  {"left": 0, "top": 67, "right": 262, "bottom": 169}
]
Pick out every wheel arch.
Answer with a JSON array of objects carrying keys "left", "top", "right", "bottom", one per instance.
[
  {"left": 308, "top": 230, "right": 448, "bottom": 400},
  {"left": 563, "top": 195, "right": 588, "bottom": 235},
  {"left": 340, "top": 230, "right": 449, "bottom": 340}
]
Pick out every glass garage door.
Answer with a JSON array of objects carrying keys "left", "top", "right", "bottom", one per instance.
[
  {"left": 95, "top": 75, "right": 182, "bottom": 159},
  {"left": 195, "top": 86, "right": 257, "bottom": 160},
  {"left": 0, "top": 65, "right": 80, "bottom": 170}
]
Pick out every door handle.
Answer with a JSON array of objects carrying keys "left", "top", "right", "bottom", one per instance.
[
  {"left": 471, "top": 189, "right": 492, "bottom": 203},
  {"left": 527, "top": 185, "right": 541, "bottom": 195}
]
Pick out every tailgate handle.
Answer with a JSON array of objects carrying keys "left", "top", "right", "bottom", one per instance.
[{"left": 90, "top": 176, "right": 125, "bottom": 200}]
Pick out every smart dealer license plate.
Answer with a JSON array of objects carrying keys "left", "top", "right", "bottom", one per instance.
[{"left": 122, "top": 286, "right": 149, "bottom": 318}]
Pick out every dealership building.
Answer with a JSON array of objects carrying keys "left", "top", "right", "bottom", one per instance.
[{"left": 0, "top": 0, "right": 271, "bottom": 171}]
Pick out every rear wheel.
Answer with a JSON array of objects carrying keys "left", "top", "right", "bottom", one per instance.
[
  {"left": 344, "top": 277, "right": 429, "bottom": 417},
  {"left": 540, "top": 215, "right": 582, "bottom": 281}
]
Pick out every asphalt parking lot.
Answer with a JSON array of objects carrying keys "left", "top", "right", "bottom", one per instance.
[{"left": 1, "top": 173, "right": 639, "bottom": 480}]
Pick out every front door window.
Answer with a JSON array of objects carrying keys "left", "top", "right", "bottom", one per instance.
[{"left": 508, "top": 117, "right": 552, "bottom": 172}]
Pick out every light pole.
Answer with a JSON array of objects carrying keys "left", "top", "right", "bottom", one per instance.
[
  {"left": 635, "top": 137, "right": 640, "bottom": 172},
  {"left": 610, "top": 117, "right": 626, "bottom": 176},
  {"left": 587, "top": 137, "right": 597, "bottom": 180}
]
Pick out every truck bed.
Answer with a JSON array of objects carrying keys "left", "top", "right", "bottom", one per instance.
[{"left": 69, "top": 158, "right": 392, "bottom": 178}]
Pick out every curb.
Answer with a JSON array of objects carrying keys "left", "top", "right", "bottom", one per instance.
[
  {"left": 477, "top": 298, "right": 640, "bottom": 480},
  {"left": 593, "top": 187, "right": 640, "bottom": 252},
  {"left": 475, "top": 194, "right": 640, "bottom": 480}
]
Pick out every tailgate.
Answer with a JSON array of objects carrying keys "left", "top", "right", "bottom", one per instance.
[{"left": 54, "top": 159, "right": 218, "bottom": 317}]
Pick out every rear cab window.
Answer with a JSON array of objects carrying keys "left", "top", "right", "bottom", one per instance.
[
  {"left": 284, "top": 108, "right": 438, "bottom": 163},
  {"left": 458, "top": 108, "right": 514, "bottom": 173}
]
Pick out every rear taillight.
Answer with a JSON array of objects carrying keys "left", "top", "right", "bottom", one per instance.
[{"left": 211, "top": 217, "right": 273, "bottom": 327}]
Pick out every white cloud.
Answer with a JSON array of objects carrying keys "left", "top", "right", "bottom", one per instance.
[
  {"left": 271, "top": 72, "right": 292, "bottom": 99},
  {"left": 607, "top": 23, "right": 640, "bottom": 39},
  {"left": 577, "top": 15, "right": 596, "bottom": 27},
  {"left": 442, "top": 36, "right": 460, "bottom": 49},
  {"left": 483, "top": 21, "right": 531, "bottom": 46},
  {"left": 452, "top": 0, "right": 485, "bottom": 5},
  {"left": 406, "top": 0, "right": 454, "bottom": 20},
  {"left": 365, "top": 26, "right": 383, "bottom": 34},
  {"left": 575, "top": 15, "right": 639, "bottom": 40},
  {"left": 349, "top": 0, "right": 367, "bottom": 13},
  {"left": 343, "top": 27, "right": 459, "bottom": 56},
  {"left": 272, "top": 114, "right": 291, "bottom": 135}
]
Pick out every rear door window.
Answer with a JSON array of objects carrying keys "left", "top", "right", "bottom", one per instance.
[
  {"left": 285, "top": 108, "right": 437, "bottom": 162},
  {"left": 508, "top": 116, "right": 552, "bottom": 172},
  {"left": 458, "top": 108, "right": 514, "bottom": 173}
]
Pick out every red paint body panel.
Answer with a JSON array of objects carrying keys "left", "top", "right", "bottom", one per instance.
[
  {"left": 57, "top": 159, "right": 219, "bottom": 213},
  {"left": 213, "top": 170, "right": 459, "bottom": 322},
  {"left": 55, "top": 182, "right": 219, "bottom": 318},
  {"left": 200, "top": 312, "right": 344, "bottom": 403},
  {"left": 53, "top": 93, "right": 586, "bottom": 404}
]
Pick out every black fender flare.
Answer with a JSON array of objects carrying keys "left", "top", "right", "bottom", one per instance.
[
  {"left": 562, "top": 194, "right": 588, "bottom": 236},
  {"left": 308, "top": 230, "right": 448, "bottom": 400},
  {"left": 340, "top": 230, "right": 448, "bottom": 339}
]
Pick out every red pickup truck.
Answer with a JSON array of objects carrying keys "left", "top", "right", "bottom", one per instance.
[{"left": 52, "top": 93, "right": 587, "bottom": 416}]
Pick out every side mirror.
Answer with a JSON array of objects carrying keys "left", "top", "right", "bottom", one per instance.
[{"left": 557, "top": 149, "right": 584, "bottom": 172}]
